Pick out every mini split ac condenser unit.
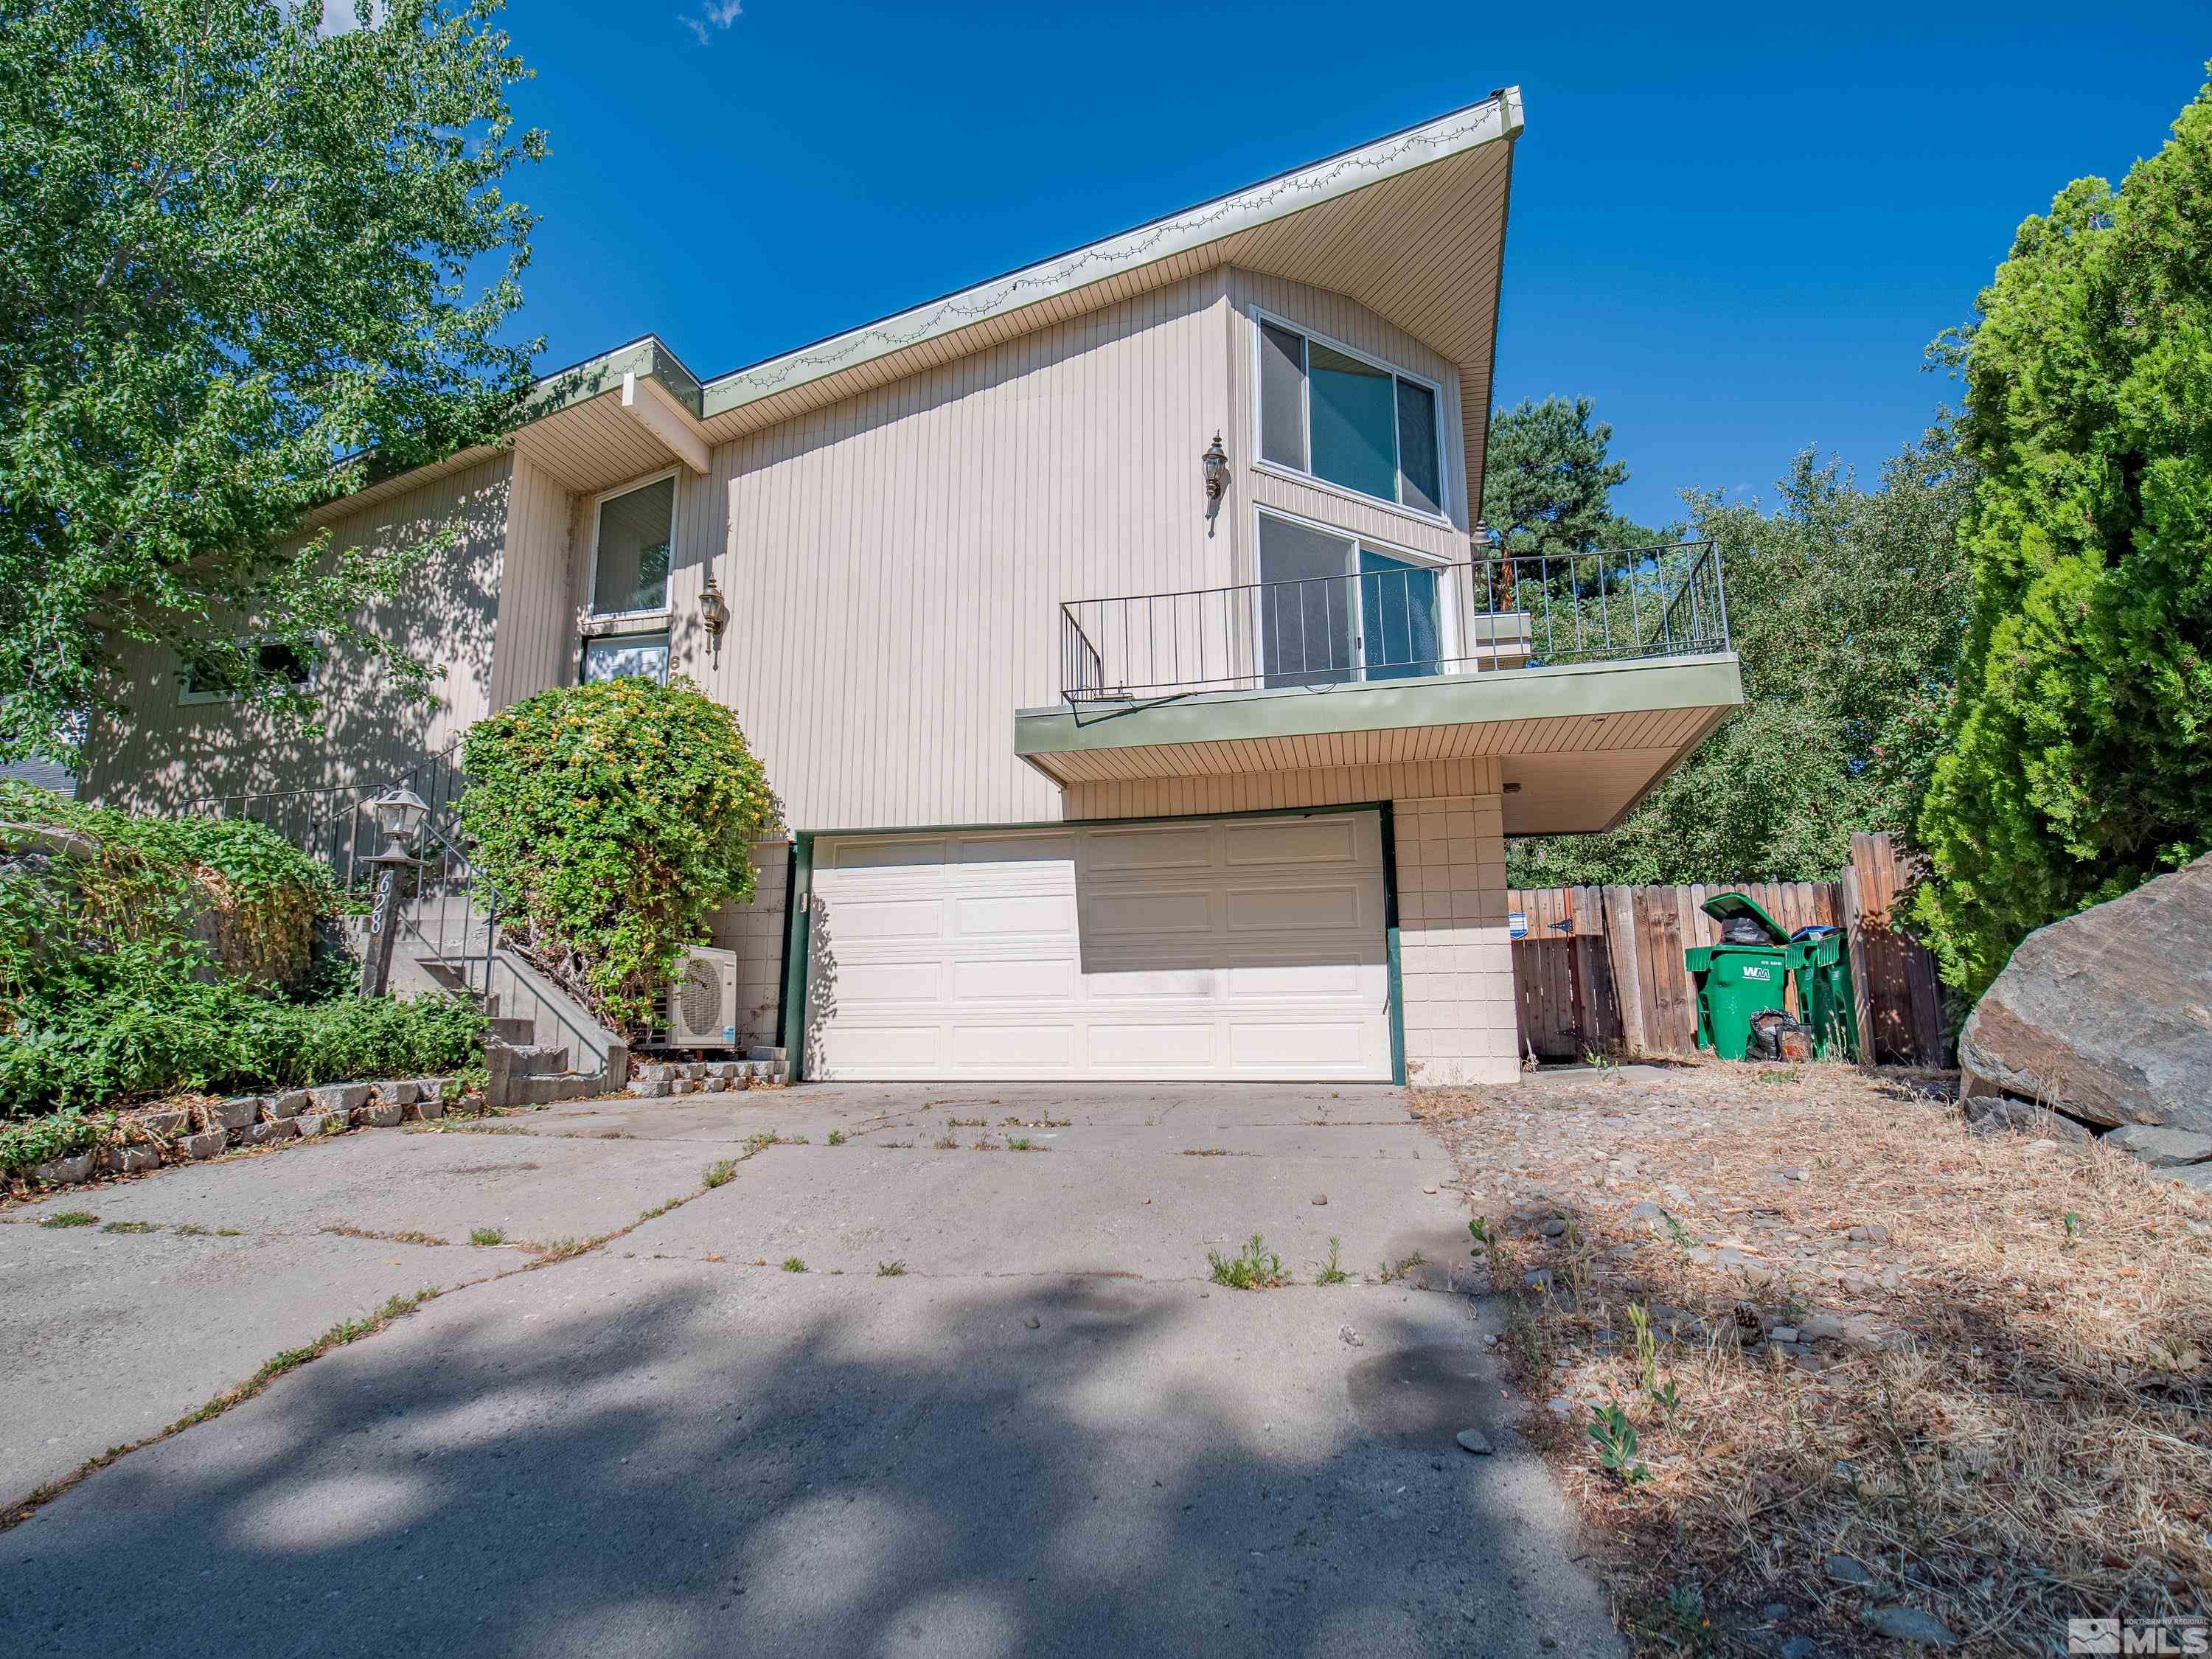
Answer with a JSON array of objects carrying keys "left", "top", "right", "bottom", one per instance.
[{"left": 661, "top": 946, "right": 740, "bottom": 1048}]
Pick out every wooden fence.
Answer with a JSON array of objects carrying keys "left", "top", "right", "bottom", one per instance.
[{"left": 1508, "top": 832, "right": 1952, "bottom": 1066}]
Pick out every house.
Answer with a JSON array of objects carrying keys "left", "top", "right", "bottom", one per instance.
[{"left": 82, "top": 88, "right": 1743, "bottom": 1087}]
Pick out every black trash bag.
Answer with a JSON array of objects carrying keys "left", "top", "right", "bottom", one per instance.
[
  {"left": 1719, "top": 915, "right": 1770, "bottom": 945},
  {"left": 1747, "top": 1007, "right": 1813, "bottom": 1062}
]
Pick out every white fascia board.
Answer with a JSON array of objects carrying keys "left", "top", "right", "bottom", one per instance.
[
  {"left": 701, "top": 88, "right": 1525, "bottom": 419},
  {"left": 620, "top": 371, "right": 712, "bottom": 475}
]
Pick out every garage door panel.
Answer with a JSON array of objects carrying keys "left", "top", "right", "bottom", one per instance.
[
  {"left": 832, "top": 961, "right": 943, "bottom": 1003},
  {"left": 823, "top": 897, "right": 947, "bottom": 940},
  {"left": 1225, "top": 882, "right": 1367, "bottom": 932},
  {"left": 953, "top": 893, "right": 1078, "bottom": 939},
  {"left": 952, "top": 958, "right": 1078, "bottom": 1001},
  {"left": 1223, "top": 815, "right": 1363, "bottom": 866},
  {"left": 809, "top": 811, "right": 1390, "bottom": 1081},
  {"left": 952, "top": 1024, "right": 1077, "bottom": 1068},
  {"left": 1228, "top": 1020, "right": 1372, "bottom": 1069},
  {"left": 1082, "top": 826, "right": 1214, "bottom": 871},
  {"left": 1086, "top": 1023, "right": 1217, "bottom": 1067},
  {"left": 827, "top": 837, "right": 948, "bottom": 870}
]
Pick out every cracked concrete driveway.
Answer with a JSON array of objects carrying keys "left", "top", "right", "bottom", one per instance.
[{"left": 1, "top": 1085, "right": 1623, "bottom": 1659}]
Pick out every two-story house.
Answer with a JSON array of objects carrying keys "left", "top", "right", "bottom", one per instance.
[{"left": 83, "top": 88, "right": 1743, "bottom": 1088}]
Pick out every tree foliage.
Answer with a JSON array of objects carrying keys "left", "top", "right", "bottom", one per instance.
[
  {"left": 0, "top": 0, "right": 543, "bottom": 765},
  {"left": 1509, "top": 437, "right": 1972, "bottom": 888},
  {"left": 459, "top": 678, "right": 781, "bottom": 1036},
  {"left": 1481, "top": 395, "right": 1669, "bottom": 553},
  {"left": 1913, "top": 77, "right": 2212, "bottom": 996}
]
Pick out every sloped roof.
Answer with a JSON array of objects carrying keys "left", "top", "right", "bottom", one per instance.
[{"left": 321, "top": 88, "right": 1523, "bottom": 523}]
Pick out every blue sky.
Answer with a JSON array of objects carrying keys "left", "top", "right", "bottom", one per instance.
[{"left": 498, "top": 1, "right": 2207, "bottom": 529}]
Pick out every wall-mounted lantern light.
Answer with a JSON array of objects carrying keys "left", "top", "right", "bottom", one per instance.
[
  {"left": 700, "top": 573, "right": 731, "bottom": 667},
  {"left": 1202, "top": 431, "right": 1228, "bottom": 535}
]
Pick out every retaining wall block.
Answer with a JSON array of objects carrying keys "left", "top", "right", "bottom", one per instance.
[
  {"left": 34, "top": 1152, "right": 95, "bottom": 1186},
  {"left": 352, "top": 1102, "right": 404, "bottom": 1130},
  {"left": 176, "top": 1128, "right": 229, "bottom": 1160},
  {"left": 208, "top": 1096, "right": 264, "bottom": 1131},
  {"left": 307, "top": 1083, "right": 372, "bottom": 1115}
]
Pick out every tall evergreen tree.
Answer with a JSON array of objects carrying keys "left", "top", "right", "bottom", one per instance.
[
  {"left": 1482, "top": 396, "right": 1640, "bottom": 552},
  {"left": 1913, "top": 75, "right": 2212, "bottom": 996},
  {"left": 0, "top": 0, "right": 543, "bottom": 765}
]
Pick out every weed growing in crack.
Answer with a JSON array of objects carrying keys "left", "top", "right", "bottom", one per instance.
[
  {"left": 1314, "top": 1237, "right": 1349, "bottom": 1285},
  {"left": 469, "top": 1227, "right": 506, "bottom": 1247},
  {"left": 877, "top": 1260, "right": 907, "bottom": 1277},
  {"left": 101, "top": 1220, "right": 156, "bottom": 1234},
  {"left": 782, "top": 1256, "right": 807, "bottom": 1273},
  {"left": 1207, "top": 1234, "right": 1288, "bottom": 1290},
  {"left": 933, "top": 1133, "right": 959, "bottom": 1149},
  {"left": 827, "top": 1130, "right": 846, "bottom": 1146},
  {"left": 703, "top": 1159, "right": 737, "bottom": 1189},
  {"left": 39, "top": 1211, "right": 97, "bottom": 1228}
]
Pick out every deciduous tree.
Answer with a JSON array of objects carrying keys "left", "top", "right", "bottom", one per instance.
[{"left": 0, "top": 0, "right": 543, "bottom": 765}]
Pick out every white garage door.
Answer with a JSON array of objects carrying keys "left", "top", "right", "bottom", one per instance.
[{"left": 807, "top": 811, "right": 1391, "bottom": 1081}]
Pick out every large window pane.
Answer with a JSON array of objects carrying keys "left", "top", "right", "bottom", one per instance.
[
  {"left": 1358, "top": 549, "right": 1441, "bottom": 680},
  {"left": 1395, "top": 379, "right": 1441, "bottom": 515},
  {"left": 591, "top": 476, "right": 674, "bottom": 615},
  {"left": 582, "top": 633, "right": 669, "bottom": 685},
  {"left": 1258, "top": 514, "right": 1354, "bottom": 686},
  {"left": 1307, "top": 343, "right": 1398, "bottom": 501},
  {"left": 1259, "top": 321, "right": 1307, "bottom": 470}
]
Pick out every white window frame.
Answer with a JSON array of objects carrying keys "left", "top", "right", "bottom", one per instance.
[
  {"left": 585, "top": 466, "right": 680, "bottom": 623},
  {"left": 178, "top": 639, "right": 320, "bottom": 706},
  {"left": 579, "top": 627, "right": 672, "bottom": 687},
  {"left": 1250, "top": 503, "right": 1460, "bottom": 686},
  {"left": 1248, "top": 305, "right": 1451, "bottom": 526}
]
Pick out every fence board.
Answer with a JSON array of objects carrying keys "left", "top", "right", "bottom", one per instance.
[{"left": 1509, "top": 834, "right": 1950, "bottom": 1065}]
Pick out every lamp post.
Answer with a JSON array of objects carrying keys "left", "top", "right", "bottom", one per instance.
[{"left": 358, "top": 787, "right": 428, "bottom": 999}]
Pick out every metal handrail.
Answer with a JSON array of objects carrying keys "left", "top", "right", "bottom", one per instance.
[{"left": 1058, "top": 541, "right": 1728, "bottom": 704}]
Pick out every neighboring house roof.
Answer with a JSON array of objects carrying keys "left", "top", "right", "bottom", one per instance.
[
  {"left": 0, "top": 759, "right": 77, "bottom": 799},
  {"left": 316, "top": 87, "right": 1524, "bottom": 525}
]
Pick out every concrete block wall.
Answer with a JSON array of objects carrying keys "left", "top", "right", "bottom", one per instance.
[
  {"left": 1393, "top": 793, "right": 1520, "bottom": 1086},
  {"left": 707, "top": 838, "right": 793, "bottom": 1049}
]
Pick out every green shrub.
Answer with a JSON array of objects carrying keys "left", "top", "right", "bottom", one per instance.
[
  {"left": 459, "top": 677, "right": 778, "bottom": 1034},
  {"left": 0, "top": 988, "right": 483, "bottom": 1119},
  {"left": 0, "top": 1107, "right": 110, "bottom": 1174}
]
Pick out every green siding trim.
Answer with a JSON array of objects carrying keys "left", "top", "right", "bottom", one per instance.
[
  {"left": 779, "top": 833, "right": 815, "bottom": 1082},
  {"left": 1014, "top": 653, "right": 1745, "bottom": 758},
  {"left": 1378, "top": 801, "right": 1407, "bottom": 1085}
]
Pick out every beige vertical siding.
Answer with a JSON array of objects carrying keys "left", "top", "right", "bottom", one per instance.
[
  {"left": 704, "top": 838, "right": 792, "bottom": 1048},
  {"left": 486, "top": 449, "right": 577, "bottom": 712},
  {"left": 1395, "top": 793, "right": 1519, "bottom": 1085},
  {"left": 667, "top": 271, "right": 1241, "bottom": 832},
  {"left": 81, "top": 456, "right": 514, "bottom": 810}
]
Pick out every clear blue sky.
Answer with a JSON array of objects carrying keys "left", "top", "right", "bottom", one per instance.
[{"left": 498, "top": 1, "right": 2208, "bottom": 529}]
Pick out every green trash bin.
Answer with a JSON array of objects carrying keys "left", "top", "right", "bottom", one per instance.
[
  {"left": 1686, "top": 892, "right": 1792, "bottom": 1059},
  {"left": 1786, "top": 925, "right": 1859, "bottom": 1062}
]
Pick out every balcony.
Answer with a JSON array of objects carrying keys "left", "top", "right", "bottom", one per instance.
[{"left": 1015, "top": 544, "right": 1745, "bottom": 834}]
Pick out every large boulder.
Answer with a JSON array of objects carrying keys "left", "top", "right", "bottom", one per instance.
[{"left": 1959, "top": 853, "right": 2212, "bottom": 1135}]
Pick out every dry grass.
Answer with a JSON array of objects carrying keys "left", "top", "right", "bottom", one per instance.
[{"left": 1417, "top": 1062, "right": 2212, "bottom": 1657}]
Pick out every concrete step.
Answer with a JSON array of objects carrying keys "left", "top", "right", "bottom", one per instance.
[
  {"left": 499, "top": 1043, "right": 570, "bottom": 1077},
  {"left": 487, "top": 1016, "right": 535, "bottom": 1045}
]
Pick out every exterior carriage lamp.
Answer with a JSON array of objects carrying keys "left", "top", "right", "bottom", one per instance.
[
  {"left": 1202, "top": 431, "right": 1228, "bottom": 536},
  {"left": 700, "top": 573, "right": 731, "bottom": 667},
  {"left": 364, "top": 787, "right": 428, "bottom": 856}
]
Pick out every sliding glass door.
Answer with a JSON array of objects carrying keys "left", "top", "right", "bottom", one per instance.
[{"left": 1257, "top": 513, "right": 1445, "bottom": 689}]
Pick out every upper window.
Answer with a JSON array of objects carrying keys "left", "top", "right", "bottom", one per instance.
[
  {"left": 180, "top": 640, "right": 316, "bottom": 704},
  {"left": 1258, "top": 317, "right": 1443, "bottom": 518},
  {"left": 590, "top": 473, "right": 675, "bottom": 616}
]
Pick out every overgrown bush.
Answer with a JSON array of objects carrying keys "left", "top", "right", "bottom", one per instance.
[
  {"left": 459, "top": 676, "right": 779, "bottom": 1034},
  {"left": 0, "top": 981, "right": 484, "bottom": 1117},
  {"left": 0, "top": 782, "right": 480, "bottom": 1117}
]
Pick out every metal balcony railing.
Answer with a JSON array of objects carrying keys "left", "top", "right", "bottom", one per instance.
[{"left": 1060, "top": 541, "right": 1728, "bottom": 705}]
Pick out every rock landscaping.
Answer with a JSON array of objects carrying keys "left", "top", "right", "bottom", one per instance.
[
  {"left": 625, "top": 1058, "right": 785, "bottom": 1099},
  {"left": 18, "top": 1077, "right": 459, "bottom": 1194},
  {"left": 1960, "top": 854, "right": 2212, "bottom": 1188},
  {"left": 1416, "top": 1060, "right": 2211, "bottom": 1658}
]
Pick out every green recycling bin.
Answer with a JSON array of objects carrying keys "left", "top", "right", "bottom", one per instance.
[
  {"left": 1787, "top": 925, "right": 1859, "bottom": 1062},
  {"left": 1686, "top": 892, "right": 1791, "bottom": 1059}
]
